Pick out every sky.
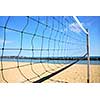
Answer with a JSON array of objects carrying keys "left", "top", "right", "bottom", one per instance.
[
  {"left": 0, "top": 16, "right": 100, "bottom": 57},
  {"left": 78, "top": 16, "right": 100, "bottom": 56}
]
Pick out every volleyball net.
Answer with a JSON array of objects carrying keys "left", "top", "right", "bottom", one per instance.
[{"left": 0, "top": 16, "right": 88, "bottom": 83}]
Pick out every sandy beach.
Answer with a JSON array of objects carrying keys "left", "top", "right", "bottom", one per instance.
[
  {"left": 44, "top": 64, "right": 100, "bottom": 83},
  {"left": 0, "top": 62, "right": 100, "bottom": 83}
]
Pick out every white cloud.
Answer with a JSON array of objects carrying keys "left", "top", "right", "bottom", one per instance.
[
  {"left": 0, "top": 39, "right": 13, "bottom": 44},
  {"left": 60, "top": 28, "right": 68, "bottom": 33},
  {"left": 69, "top": 22, "right": 83, "bottom": 33}
]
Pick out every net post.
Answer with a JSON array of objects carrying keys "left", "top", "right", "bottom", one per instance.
[{"left": 86, "top": 29, "right": 90, "bottom": 83}]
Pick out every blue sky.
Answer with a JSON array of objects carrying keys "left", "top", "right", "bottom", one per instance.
[
  {"left": 0, "top": 16, "right": 100, "bottom": 57},
  {"left": 78, "top": 16, "right": 100, "bottom": 56}
]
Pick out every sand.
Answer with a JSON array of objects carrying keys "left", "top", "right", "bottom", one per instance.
[
  {"left": 44, "top": 64, "right": 100, "bottom": 83},
  {"left": 0, "top": 62, "right": 100, "bottom": 83}
]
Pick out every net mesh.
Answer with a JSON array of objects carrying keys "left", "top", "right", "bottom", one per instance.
[{"left": 0, "top": 16, "right": 87, "bottom": 83}]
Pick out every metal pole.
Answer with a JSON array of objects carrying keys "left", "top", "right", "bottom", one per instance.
[{"left": 86, "top": 29, "right": 90, "bottom": 83}]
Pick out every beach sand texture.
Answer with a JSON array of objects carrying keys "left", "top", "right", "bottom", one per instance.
[{"left": 0, "top": 62, "right": 100, "bottom": 83}]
